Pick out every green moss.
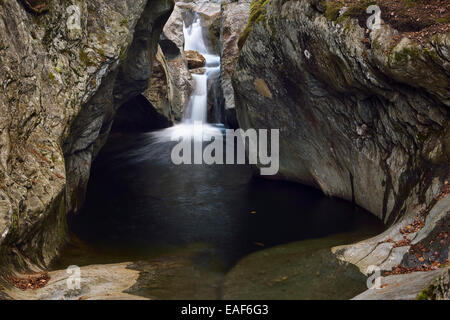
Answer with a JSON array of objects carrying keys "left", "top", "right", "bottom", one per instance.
[
  {"left": 48, "top": 72, "right": 55, "bottom": 81},
  {"left": 79, "top": 48, "right": 96, "bottom": 66},
  {"left": 393, "top": 47, "right": 421, "bottom": 63},
  {"left": 436, "top": 17, "right": 450, "bottom": 24},
  {"left": 402, "top": 0, "right": 419, "bottom": 8},
  {"left": 267, "top": 16, "right": 276, "bottom": 38},
  {"left": 372, "top": 38, "right": 381, "bottom": 50},
  {"left": 95, "top": 48, "right": 106, "bottom": 61},
  {"left": 120, "top": 19, "right": 128, "bottom": 27},
  {"left": 119, "top": 47, "right": 127, "bottom": 61},
  {"left": 238, "top": 0, "right": 272, "bottom": 49},
  {"left": 423, "top": 46, "right": 440, "bottom": 61},
  {"left": 322, "top": 0, "right": 344, "bottom": 21},
  {"left": 337, "top": 0, "right": 376, "bottom": 23},
  {"left": 416, "top": 286, "right": 433, "bottom": 300}
]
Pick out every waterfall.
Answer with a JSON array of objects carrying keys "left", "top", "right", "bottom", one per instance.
[
  {"left": 152, "top": 13, "right": 222, "bottom": 142},
  {"left": 183, "top": 13, "right": 221, "bottom": 125}
]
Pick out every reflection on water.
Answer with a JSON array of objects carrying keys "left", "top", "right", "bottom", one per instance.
[{"left": 61, "top": 132, "right": 384, "bottom": 270}]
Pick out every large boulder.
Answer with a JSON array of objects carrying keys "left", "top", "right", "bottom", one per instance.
[
  {"left": 232, "top": 0, "right": 449, "bottom": 298},
  {"left": 144, "top": 42, "right": 193, "bottom": 122},
  {"left": 185, "top": 50, "right": 206, "bottom": 69}
]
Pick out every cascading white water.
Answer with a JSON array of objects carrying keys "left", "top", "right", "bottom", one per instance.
[
  {"left": 183, "top": 13, "right": 221, "bottom": 125},
  {"left": 188, "top": 73, "right": 208, "bottom": 123},
  {"left": 152, "top": 13, "right": 222, "bottom": 142}
]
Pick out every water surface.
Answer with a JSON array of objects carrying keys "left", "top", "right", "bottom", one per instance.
[{"left": 54, "top": 132, "right": 385, "bottom": 299}]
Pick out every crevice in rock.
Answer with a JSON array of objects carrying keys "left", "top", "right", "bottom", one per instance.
[{"left": 111, "top": 94, "right": 172, "bottom": 133}]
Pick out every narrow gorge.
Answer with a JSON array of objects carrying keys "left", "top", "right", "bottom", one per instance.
[{"left": 0, "top": 0, "right": 448, "bottom": 301}]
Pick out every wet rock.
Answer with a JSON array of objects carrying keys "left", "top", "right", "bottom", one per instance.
[
  {"left": 233, "top": 0, "right": 448, "bottom": 222},
  {"left": 190, "top": 67, "right": 206, "bottom": 74},
  {"left": 185, "top": 50, "right": 206, "bottom": 69}
]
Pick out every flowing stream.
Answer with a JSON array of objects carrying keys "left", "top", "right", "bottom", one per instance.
[
  {"left": 155, "top": 13, "right": 222, "bottom": 142},
  {"left": 183, "top": 13, "right": 220, "bottom": 124}
]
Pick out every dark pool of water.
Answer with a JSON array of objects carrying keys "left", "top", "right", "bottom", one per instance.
[{"left": 62, "top": 131, "right": 384, "bottom": 270}]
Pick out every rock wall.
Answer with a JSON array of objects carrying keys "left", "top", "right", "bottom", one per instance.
[
  {"left": 233, "top": 0, "right": 448, "bottom": 222},
  {"left": 146, "top": 0, "right": 250, "bottom": 125},
  {"left": 220, "top": 0, "right": 251, "bottom": 128},
  {"left": 232, "top": 0, "right": 449, "bottom": 287},
  {"left": 0, "top": 0, "right": 173, "bottom": 272},
  {"left": 145, "top": 1, "right": 194, "bottom": 122}
]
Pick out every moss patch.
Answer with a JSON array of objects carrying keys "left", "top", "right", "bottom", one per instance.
[
  {"left": 238, "top": 0, "right": 271, "bottom": 50},
  {"left": 337, "top": 0, "right": 376, "bottom": 24},
  {"left": 436, "top": 17, "right": 450, "bottom": 24},
  {"left": 322, "top": 0, "right": 344, "bottom": 21},
  {"left": 79, "top": 48, "right": 96, "bottom": 67},
  {"left": 120, "top": 19, "right": 128, "bottom": 27}
]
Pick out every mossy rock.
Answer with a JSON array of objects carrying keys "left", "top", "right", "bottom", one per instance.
[
  {"left": 322, "top": 0, "right": 377, "bottom": 24},
  {"left": 436, "top": 17, "right": 450, "bottom": 24},
  {"left": 322, "top": 0, "right": 344, "bottom": 21},
  {"left": 238, "top": 0, "right": 271, "bottom": 50},
  {"left": 338, "top": 0, "right": 377, "bottom": 23}
]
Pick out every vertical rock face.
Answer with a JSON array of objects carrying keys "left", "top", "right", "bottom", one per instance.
[
  {"left": 233, "top": 0, "right": 448, "bottom": 223},
  {"left": 220, "top": 0, "right": 251, "bottom": 127},
  {"left": 144, "top": 45, "right": 172, "bottom": 120},
  {"left": 0, "top": 0, "right": 173, "bottom": 271},
  {"left": 146, "top": 0, "right": 249, "bottom": 125},
  {"left": 145, "top": 1, "right": 195, "bottom": 122},
  {"left": 231, "top": 0, "right": 449, "bottom": 284}
]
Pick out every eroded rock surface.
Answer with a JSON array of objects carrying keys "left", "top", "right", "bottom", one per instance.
[
  {"left": 353, "top": 267, "right": 449, "bottom": 300},
  {"left": 220, "top": 0, "right": 251, "bottom": 127},
  {"left": 232, "top": 0, "right": 449, "bottom": 298},
  {"left": 3, "top": 262, "right": 146, "bottom": 300},
  {"left": 0, "top": 0, "right": 173, "bottom": 273}
]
